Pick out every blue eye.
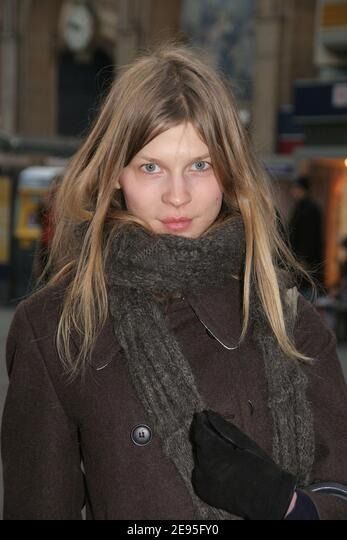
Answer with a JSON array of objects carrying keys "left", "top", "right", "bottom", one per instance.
[
  {"left": 191, "top": 161, "right": 211, "bottom": 172},
  {"left": 141, "top": 163, "right": 160, "bottom": 174}
]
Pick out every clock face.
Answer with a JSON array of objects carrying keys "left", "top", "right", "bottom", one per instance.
[{"left": 62, "top": 4, "right": 94, "bottom": 52}]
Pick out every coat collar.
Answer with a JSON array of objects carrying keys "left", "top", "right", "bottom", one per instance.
[
  {"left": 89, "top": 278, "right": 243, "bottom": 370},
  {"left": 187, "top": 278, "right": 243, "bottom": 350}
]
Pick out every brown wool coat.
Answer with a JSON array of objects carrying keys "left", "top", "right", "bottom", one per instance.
[{"left": 1, "top": 276, "right": 347, "bottom": 520}]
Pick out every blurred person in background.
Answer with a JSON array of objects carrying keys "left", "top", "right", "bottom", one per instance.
[
  {"left": 288, "top": 176, "right": 324, "bottom": 299},
  {"left": 1, "top": 44, "right": 347, "bottom": 521}
]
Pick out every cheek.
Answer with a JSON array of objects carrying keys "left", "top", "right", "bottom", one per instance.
[
  {"left": 211, "top": 188, "right": 223, "bottom": 209},
  {"left": 210, "top": 190, "right": 224, "bottom": 217},
  {"left": 199, "top": 177, "right": 222, "bottom": 202},
  {"left": 122, "top": 190, "right": 141, "bottom": 212},
  {"left": 214, "top": 196, "right": 223, "bottom": 215},
  {"left": 118, "top": 172, "right": 139, "bottom": 209},
  {"left": 122, "top": 185, "right": 156, "bottom": 215},
  {"left": 196, "top": 181, "right": 223, "bottom": 215},
  {"left": 216, "top": 193, "right": 223, "bottom": 204}
]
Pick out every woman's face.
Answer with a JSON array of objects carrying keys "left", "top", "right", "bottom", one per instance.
[{"left": 117, "top": 123, "right": 223, "bottom": 238}]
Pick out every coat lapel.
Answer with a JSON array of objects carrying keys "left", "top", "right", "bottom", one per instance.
[
  {"left": 187, "top": 278, "right": 243, "bottom": 350},
  {"left": 88, "top": 278, "right": 243, "bottom": 369}
]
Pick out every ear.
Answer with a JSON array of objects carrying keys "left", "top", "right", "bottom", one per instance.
[{"left": 115, "top": 177, "right": 121, "bottom": 189}]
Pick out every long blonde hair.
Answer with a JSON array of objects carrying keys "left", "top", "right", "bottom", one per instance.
[{"left": 42, "top": 43, "right": 313, "bottom": 378}]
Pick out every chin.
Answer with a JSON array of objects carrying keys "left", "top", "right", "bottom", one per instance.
[{"left": 176, "top": 229, "right": 202, "bottom": 239}]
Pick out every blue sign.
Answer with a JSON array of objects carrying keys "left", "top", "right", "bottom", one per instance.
[{"left": 294, "top": 80, "right": 347, "bottom": 118}]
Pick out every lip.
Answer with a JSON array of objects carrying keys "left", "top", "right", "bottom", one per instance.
[{"left": 161, "top": 217, "right": 192, "bottom": 231}]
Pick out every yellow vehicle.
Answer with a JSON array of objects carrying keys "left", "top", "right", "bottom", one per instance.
[
  {"left": 12, "top": 166, "right": 63, "bottom": 299},
  {"left": 14, "top": 166, "right": 64, "bottom": 249}
]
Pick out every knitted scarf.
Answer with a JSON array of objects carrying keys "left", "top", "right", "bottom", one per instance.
[{"left": 105, "top": 217, "right": 315, "bottom": 520}]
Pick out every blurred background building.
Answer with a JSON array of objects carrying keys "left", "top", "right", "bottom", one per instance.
[{"left": 0, "top": 0, "right": 346, "bottom": 310}]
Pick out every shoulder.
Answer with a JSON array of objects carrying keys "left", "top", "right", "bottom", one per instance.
[
  {"left": 8, "top": 275, "right": 70, "bottom": 351},
  {"left": 17, "top": 274, "right": 70, "bottom": 320},
  {"left": 294, "top": 293, "right": 336, "bottom": 358},
  {"left": 10, "top": 273, "right": 120, "bottom": 374},
  {"left": 5, "top": 276, "right": 71, "bottom": 378},
  {"left": 294, "top": 296, "right": 347, "bottom": 446},
  {"left": 24, "top": 273, "right": 69, "bottom": 310}
]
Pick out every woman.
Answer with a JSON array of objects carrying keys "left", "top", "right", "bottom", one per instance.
[{"left": 2, "top": 45, "right": 347, "bottom": 520}]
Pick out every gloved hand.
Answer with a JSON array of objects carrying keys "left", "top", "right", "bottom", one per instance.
[{"left": 190, "top": 409, "right": 296, "bottom": 520}]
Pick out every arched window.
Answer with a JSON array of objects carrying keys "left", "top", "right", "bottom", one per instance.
[{"left": 57, "top": 48, "right": 113, "bottom": 137}]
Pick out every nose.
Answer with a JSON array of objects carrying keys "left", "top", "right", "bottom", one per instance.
[{"left": 161, "top": 173, "right": 192, "bottom": 208}]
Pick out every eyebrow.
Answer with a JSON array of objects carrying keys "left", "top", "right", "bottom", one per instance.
[{"left": 136, "top": 153, "right": 211, "bottom": 163}]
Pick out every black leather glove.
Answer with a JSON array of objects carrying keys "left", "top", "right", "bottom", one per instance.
[{"left": 190, "top": 410, "right": 296, "bottom": 520}]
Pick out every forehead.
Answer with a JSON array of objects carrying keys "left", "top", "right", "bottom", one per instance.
[{"left": 136, "top": 123, "right": 209, "bottom": 159}]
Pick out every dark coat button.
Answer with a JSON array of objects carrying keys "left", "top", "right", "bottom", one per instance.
[{"left": 131, "top": 425, "right": 152, "bottom": 446}]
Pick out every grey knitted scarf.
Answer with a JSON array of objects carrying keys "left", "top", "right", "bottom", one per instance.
[{"left": 105, "top": 217, "right": 315, "bottom": 520}]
